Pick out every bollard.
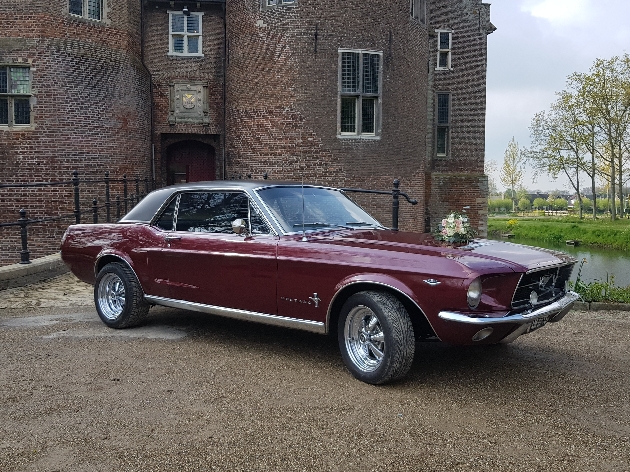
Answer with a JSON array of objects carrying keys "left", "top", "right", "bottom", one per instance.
[
  {"left": 105, "top": 171, "right": 111, "bottom": 223},
  {"left": 92, "top": 198, "right": 98, "bottom": 224},
  {"left": 72, "top": 170, "right": 81, "bottom": 224}
]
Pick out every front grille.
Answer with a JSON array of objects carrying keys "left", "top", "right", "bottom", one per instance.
[{"left": 512, "top": 264, "right": 575, "bottom": 310}]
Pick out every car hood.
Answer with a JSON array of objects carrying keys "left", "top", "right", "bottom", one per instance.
[{"left": 299, "top": 229, "right": 576, "bottom": 273}]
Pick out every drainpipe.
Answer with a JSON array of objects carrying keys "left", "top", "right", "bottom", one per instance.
[{"left": 140, "top": 0, "right": 155, "bottom": 187}]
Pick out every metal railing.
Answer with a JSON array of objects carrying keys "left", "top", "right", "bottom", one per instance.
[
  {"left": 0, "top": 171, "right": 152, "bottom": 264},
  {"left": 341, "top": 179, "right": 418, "bottom": 231}
]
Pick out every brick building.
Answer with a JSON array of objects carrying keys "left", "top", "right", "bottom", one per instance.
[{"left": 0, "top": 0, "right": 495, "bottom": 265}]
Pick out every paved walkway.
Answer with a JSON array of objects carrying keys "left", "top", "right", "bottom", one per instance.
[{"left": 0, "top": 273, "right": 92, "bottom": 310}]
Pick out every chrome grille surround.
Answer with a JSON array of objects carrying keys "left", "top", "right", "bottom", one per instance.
[{"left": 511, "top": 263, "right": 575, "bottom": 311}]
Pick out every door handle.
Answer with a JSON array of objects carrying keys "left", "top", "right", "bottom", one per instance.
[{"left": 165, "top": 235, "right": 182, "bottom": 242}]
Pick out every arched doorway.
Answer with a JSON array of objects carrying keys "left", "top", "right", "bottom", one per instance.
[{"left": 166, "top": 140, "right": 216, "bottom": 185}]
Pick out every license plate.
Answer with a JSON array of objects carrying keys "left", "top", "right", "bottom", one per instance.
[{"left": 527, "top": 316, "right": 549, "bottom": 333}]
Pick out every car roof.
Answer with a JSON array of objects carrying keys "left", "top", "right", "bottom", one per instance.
[{"left": 118, "top": 180, "right": 336, "bottom": 224}]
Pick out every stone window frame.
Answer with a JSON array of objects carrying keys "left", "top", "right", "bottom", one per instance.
[
  {"left": 436, "top": 30, "right": 452, "bottom": 70},
  {"left": 0, "top": 64, "right": 33, "bottom": 129},
  {"left": 436, "top": 92, "right": 451, "bottom": 157},
  {"left": 411, "top": 0, "right": 426, "bottom": 24},
  {"left": 264, "top": 0, "right": 296, "bottom": 9},
  {"left": 337, "top": 49, "right": 383, "bottom": 139},
  {"left": 68, "top": 0, "right": 106, "bottom": 22},
  {"left": 168, "top": 10, "right": 204, "bottom": 57}
]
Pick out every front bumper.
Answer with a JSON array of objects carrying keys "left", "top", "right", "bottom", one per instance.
[{"left": 438, "top": 291, "right": 579, "bottom": 326}]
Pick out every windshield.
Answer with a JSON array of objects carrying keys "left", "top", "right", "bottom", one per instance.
[{"left": 256, "top": 186, "right": 382, "bottom": 234}]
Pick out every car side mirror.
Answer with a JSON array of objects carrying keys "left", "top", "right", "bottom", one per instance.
[{"left": 232, "top": 218, "right": 249, "bottom": 236}]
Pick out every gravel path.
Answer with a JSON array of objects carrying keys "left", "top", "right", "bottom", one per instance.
[{"left": 0, "top": 274, "right": 629, "bottom": 471}]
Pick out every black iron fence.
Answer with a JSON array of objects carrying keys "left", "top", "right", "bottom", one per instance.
[
  {"left": 1, "top": 175, "right": 417, "bottom": 266},
  {"left": 0, "top": 171, "right": 152, "bottom": 265},
  {"left": 341, "top": 179, "right": 418, "bottom": 231}
]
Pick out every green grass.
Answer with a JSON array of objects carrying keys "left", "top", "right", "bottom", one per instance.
[
  {"left": 569, "top": 259, "right": 630, "bottom": 303},
  {"left": 487, "top": 216, "right": 630, "bottom": 251}
]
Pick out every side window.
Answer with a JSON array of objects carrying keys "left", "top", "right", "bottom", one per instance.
[
  {"left": 69, "top": 0, "right": 104, "bottom": 21},
  {"left": 436, "top": 30, "right": 452, "bottom": 70},
  {"left": 338, "top": 50, "right": 382, "bottom": 137},
  {"left": 174, "top": 192, "right": 271, "bottom": 234},
  {"left": 169, "top": 11, "right": 204, "bottom": 56},
  {"left": 0, "top": 65, "right": 32, "bottom": 128},
  {"left": 154, "top": 196, "right": 179, "bottom": 231},
  {"left": 411, "top": 0, "right": 426, "bottom": 23},
  {"left": 436, "top": 92, "right": 451, "bottom": 156}
]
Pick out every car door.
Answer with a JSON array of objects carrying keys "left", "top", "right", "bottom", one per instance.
[{"left": 147, "top": 190, "right": 278, "bottom": 315}]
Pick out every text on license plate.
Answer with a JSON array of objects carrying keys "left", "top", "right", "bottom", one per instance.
[{"left": 527, "top": 316, "right": 549, "bottom": 333}]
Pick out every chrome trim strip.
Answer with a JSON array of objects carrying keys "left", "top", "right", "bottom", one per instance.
[
  {"left": 438, "top": 291, "right": 579, "bottom": 325},
  {"left": 144, "top": 295, "right": 326, "bottom": 334}
]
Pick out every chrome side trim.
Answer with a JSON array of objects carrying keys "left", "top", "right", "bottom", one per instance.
[
  {"left": 144, "top": 295, "right": 326, "bottom": 334},
  {"left": 438, "top": 291, "right": 579, "bottom": 325}
]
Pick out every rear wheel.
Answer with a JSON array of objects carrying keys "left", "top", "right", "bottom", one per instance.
[
  {"left": 338, "top": 291, "right": 415, "bottom": 384},
  {"left": 94, "top": 262, "right": 149, "bottom": 328}
]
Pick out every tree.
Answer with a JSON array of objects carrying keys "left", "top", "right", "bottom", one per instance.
[
  {"left": 533, "top": 197, "right": 547, "bottom": 210},
  {"left": 499, "top": 138, "right": 524, "bottom": 211},
  {"left": 526, "top": 91, "right": 587, "bottom": 218},
  {"left": 518, "top": 197, "right": 531, "bottom": 212},
  {"left": 569, "top": 55, "right": 630, "bottom": 220}
]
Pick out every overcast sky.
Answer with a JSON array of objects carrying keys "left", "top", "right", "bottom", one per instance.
[{"left": 485, "top": 0, "right": 630, "bottom": 193}]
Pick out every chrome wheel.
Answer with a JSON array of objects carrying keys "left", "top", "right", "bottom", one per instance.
[
  {"left": 97, "top": 272, "right": 126, "bottom": 321},
  {"left": 344, "top": 305, "right": 386, "bottom": 373}
]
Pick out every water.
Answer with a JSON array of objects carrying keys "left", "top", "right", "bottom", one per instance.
[{"left": 488, "top": 237, "right": 630, "bottom": 287}]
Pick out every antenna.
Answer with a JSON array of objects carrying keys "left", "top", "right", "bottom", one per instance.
[{"left": 301, "top": 176, "right": 307, "bottom": 241}]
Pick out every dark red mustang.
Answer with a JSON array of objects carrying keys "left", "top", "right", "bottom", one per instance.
[{"left": 61, "top": 181, "right": 578, "bottom": 384}]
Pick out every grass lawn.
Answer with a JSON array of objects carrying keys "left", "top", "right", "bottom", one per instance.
[{"left": 487, "top": 215, "right": 630, "bottom": 251}]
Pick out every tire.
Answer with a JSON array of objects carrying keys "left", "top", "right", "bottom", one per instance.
[
  {"left": 94, "top": 262, "right": 149, "bottom": 328},
  {"left": 338, "top": 291, "right": 415, "bottom": 384}
]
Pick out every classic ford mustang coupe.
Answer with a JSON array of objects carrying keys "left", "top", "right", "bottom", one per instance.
[{"left": 61, "top": 181, "right": 578, "bottom": 384}]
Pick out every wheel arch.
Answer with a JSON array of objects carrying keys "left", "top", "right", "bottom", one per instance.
[
  {"left": 94, "top": 253, "right": 140, "bottom": 285},
  {"left": 326, "top": 278, "right": 437, "bottom": 340}
]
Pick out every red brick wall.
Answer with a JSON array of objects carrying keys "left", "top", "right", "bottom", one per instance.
[
  {"left": 0, "top": 0, "right": 151, "bottom": 265},
  {"left": 225, "top": 0, "right": 429, "bottom": 230},
  {"left": 425, "top": 0, "right": 493, "bottom": 235},
  {"left": 143, "top": 2, "right": 225, "bottom": 184}
]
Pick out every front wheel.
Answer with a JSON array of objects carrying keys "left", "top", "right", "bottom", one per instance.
[
  {"left": 338, "top": 291, "right": 415, "bottom": 384},
  {"left": 94, "top": 262, "right": 149, "bottom": 328}
]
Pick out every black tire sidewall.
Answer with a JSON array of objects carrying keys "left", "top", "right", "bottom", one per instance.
[
  {"left": 338, "top": 291, "right": 409, "bottom": 385},
  {"left": 94, "top": 263, "right": 135, "bottom": 328}
]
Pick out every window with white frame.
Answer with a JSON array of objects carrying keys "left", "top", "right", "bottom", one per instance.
[
  {"left": 411, "top": 0, "right": 426, "bottom": 23},
  {"left": 69, "top": 0, "right": 103, "bottom": 21},
  {"left": 338, "top": 50, "right": 382, "bottom": 137},
  {"left": 169, "top": 11, "right": 204, "bottom": 56},
  {"left": 436, "top": 30, "right": 452, "bottom": 70},
  {"left": 0, "top": 66, "right": 32, "bottom": 128},
  {"left": 436, "top": 92, "right": 450, "bottom": 156},
  {"left": 265, "top": 0, "right": 295, "bottom": 8}
]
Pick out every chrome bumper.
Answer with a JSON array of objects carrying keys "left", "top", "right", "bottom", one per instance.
[{"left": 438, "top": 291, "right": 579, "bottom": 326}]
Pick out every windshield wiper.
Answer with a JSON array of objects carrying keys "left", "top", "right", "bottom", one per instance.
[
  {"left": 345, "top": 221, "right": 378, "bottom": 227},
  {"left": 292, "top": 222, "right": 355, "bottom": 230}
]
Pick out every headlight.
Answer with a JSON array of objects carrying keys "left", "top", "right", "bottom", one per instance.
[{"left": 467, "top": 278, "right": 482, "bottom": 309}]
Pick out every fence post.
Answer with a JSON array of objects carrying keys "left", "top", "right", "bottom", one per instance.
[
  {"left": 72, "top": 170, "right": 81, "bottom": 224},
  {"left": 123, "top": 174, "right": 128, "bottom": 215},
  {"left": 116, "top": 196, "right": 121, "bottom": 220},
  {"left": 18, "top": 209, "right": 31, "bottom": 264},
  {"left": 105, "top": 171, "right": 111, "bottom": 223},
  {"left": 92, "top": 198, "right": 98, "bottom": 224},
  {"left": 135, "top": 177, "right": 140, "bottom": 203},
  {"left": 130, "top": 194, "right": 135, "bottom": 208},
  {"left": 392, "top": 179, "right": 400, "bottom": 231}
]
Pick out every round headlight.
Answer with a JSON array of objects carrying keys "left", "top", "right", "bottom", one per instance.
[{"left": 467, "top": 278, "right": 482, "bottom": 309}]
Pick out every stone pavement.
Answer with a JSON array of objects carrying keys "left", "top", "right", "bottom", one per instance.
[{"left": 0, "top": 272, "right": 92, "bottom": 310}]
